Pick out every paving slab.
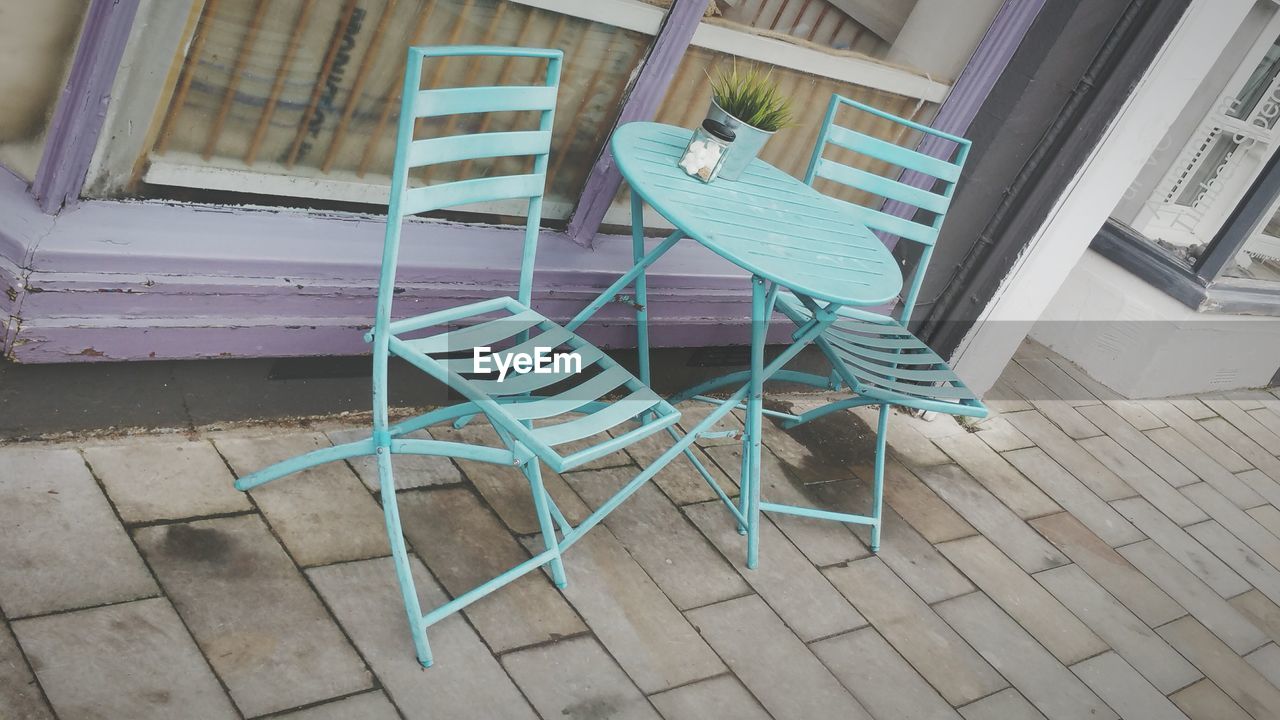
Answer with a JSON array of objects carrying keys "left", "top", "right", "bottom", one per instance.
[
  {"left": 1237, "top": 470, "right": 1280, "bottom": 512},
  {"left": 1201, "top": 399, "right": 1280, "bottom": 454},
  {"left": 706, "top": 444, "right": 868, "bottom": 567},
  {"left": 1244, "top": 642, "right": 1280, "bottom": 690},
  {"left": 851, "top": 405, "right": 955, "bottom": 466},
  {"left": 974, "top": 414, "right": 1036, "bottom": 452},
  {"left": 987, "top": 378, "right": 1035, "bottom": 414},
  {"left": 1078, "top": 405, "right": 1198, "bottom": 487},
  {"left": 1050, "top": 361, "right": 1163, "bottom": 430},
  {"left": 1147, "top": 428, "right": 1263, "bottom": 508},
  {"left": 309, "top": 555, "right": 538, "bottom": 720},
  {"left": 881, "top": 458, "right": 977, "bottom": 543},
  {"left": 429, "top": 424, "right": 592, "bottom": 534},
  {"left": 812, "top": 626, "right": 961, "bottom": 720},
  {"left": 1006, "top": 447, "right": 1142, "bottom": 546},
  {"left": 958, "top": 688, "right": 1047, "bottom": 720},
  {"left": 1181, "top": 482, "right": 1280, "bottom": 570},
  {"left": 561, "top": 466, "right": 747, "bottom": 610},
  {"left": 934, "top": 433, "right": 1060, "bottom": 519},
  {"left": 1186, "top": 520, "right": 1280, "bottom": 606},
  {"left": 1169, "top": 679, "right": 1254, "bottom": 720},
  {"left": 1248, "top": 407, "right": 1280, "bottom": 437},
  {"left": 1158, "top": 616, "right": 1280, "bottom": 720},
  {"left": 647, "top": 674, "right": 770, "bottom": 720},
  {"left": 1144, "top": 402, "right": 1251, "bottom": 472},
  {"left": 1201, "top": 417, "right": 1280, "bottom": 482},
  {"left": 395, "top": 488, "right": 585, "bottom": 653},
  {"left": 915, "top": 463, "right": 1068, "bottom": 573},
  {"left": 501, "top": 636, "right": 660, "bottom": 720},
  {"left": 684, "top": 500, "right": 864, "bottom": 641},
  {"left": 1112, "top": 497, "right": 1250, "bottom": 598},
  {"left": 677, "top": 401, "right": 745, "bottom": 447},
  {"left": 522, "top": 527, "right": 725, "bottom": 694},
  {"left": 804, "top": 475, "right": 975, "bottom": 603},
  {"left": 1070, "top": 651, "right": 1191, "bottom": 720},
  {"left": 1017, "top": 358, "right": 1102, "bottom": 406},
  {"left": 998, "top": 365, "right": 1102, "bottom": 439},
  {"left": 275, "top": 691, "right": 401, "bottom": 720},
  {"left": 935, "top": 591, "right": 1117, "bottom": 720},
  {"left": 610, "top": 418, "right": 737, "bottom": 505},
  {"left": 0, "top": 446, "right": 157, "bottom": 618},
  {"left": 134, "top": 515, "right": 372, "bottom": 716},
  {"left": 1036, "top": 564, "right": 1199, "bottom": 694},
  {"left": 1119, "top": 540, "right": 1265, "bottom": 655},
  {"left": 824, "top": 558, "right": 1006, "bottom": 706},
  {"left": 685, "top": 595, "right": 872, "bottom": 720},
  {"left": 1229, "top": 589, "right": 1280, "bottom": 644},
  {"left": 1031, "top": 512, "right": 1184, "bottom": 627},
  {"left": 215, "top": 433, "right": 389, "bottom": 566},
  {"left": 1079, "top": 435, "right": 1207, "bottom": 526},
  {"left": 0, "top": 620, "right": 52, "bottom": 720},
  {"left": 83, "top": 439, "right": 252, "bottom": 523},
  {"left": 1005, "top": 411, "right": 1133, "bottom": 500},
  {"left": 938, "top": 536, "right": 1105, "bottom": 665},
  {"left": 13, "top": 598, "right": 237, "bottom": 720},
  {"left": 326, "top": 428, "right": 462, "bottom": 490}
]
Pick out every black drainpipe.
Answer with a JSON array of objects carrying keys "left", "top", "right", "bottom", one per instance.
[{"left": 917, "top": 0, "right": 1193, "bottom": 357}]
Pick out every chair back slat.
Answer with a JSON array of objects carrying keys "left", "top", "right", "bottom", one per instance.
[
  {"left": 413, "top": 85, "right": 559, "bottom": 118},
  {"left": 400, "top": 173, "right": 544, "bottom": 216},
  {"left": 824, "top": 124, "right": 962, "bottom": 182},
  {"left": 813, "top": 158, "right": 950, "bottom": 216},
  {"left": 407, "top": 130, "right": 551, "bottom": 168},
  {"left": 803, "top": 94, "right": 969, "bottom": 318}
]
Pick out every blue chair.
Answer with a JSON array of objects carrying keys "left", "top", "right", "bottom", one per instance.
[
  {"left": 233, "top": 46, "right": 683, "bottom": 668},
  {"left": 674, "top": 94, "right": 986, "bottom": 559}
]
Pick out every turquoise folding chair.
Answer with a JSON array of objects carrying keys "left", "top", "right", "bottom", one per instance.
[
  {"left": 233, "top": 46, "right": 685, "bottom": 668},
  {"left": 673, "top": 94, "right": 986, "bottom": 557}
]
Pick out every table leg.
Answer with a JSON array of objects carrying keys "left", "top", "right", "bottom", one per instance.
[
  {"left": 630, "top": 190, "right": 651, "bottom": 388},
  {"left": 745, "top": 275, "right": 767, "bottom": 569}
]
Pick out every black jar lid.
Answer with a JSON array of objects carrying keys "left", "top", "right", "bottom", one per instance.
[{"left": 701, "top": 118, "right": 736, "bottom": 142}]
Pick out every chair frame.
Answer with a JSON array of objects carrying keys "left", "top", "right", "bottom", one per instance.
[
  {"left": 670, "top": 94, "right": 986, "bottom": 558},
  {"left": 232, "top": 46, "right": 726, "bottom": 668}
]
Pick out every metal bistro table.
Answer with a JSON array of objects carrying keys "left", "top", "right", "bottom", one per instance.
[{"left": 601, "top": 121, "right": 904, "bottom": 568}]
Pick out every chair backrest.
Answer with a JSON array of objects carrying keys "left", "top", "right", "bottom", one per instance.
[
  {"left": 803, "top": 94, "right": 969, "bottom": 318},
  {"left": 375, "top": 45, "right": 563, "bottom": 336}
]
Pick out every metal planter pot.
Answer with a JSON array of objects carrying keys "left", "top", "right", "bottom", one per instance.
[{"left": 706, "top": 99, "right": 775, "bottom": 181}]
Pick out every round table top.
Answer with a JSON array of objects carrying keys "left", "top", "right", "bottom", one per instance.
[{"left": 611, "top": 122, "right": 903, "bottom": 307}]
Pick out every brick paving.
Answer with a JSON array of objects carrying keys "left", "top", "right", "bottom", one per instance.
[{"left": 3, "top": 345, "right": 1280, "bottom": 719}]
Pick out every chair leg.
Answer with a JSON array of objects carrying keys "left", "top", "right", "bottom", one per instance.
[
  {"left": 870, "top": 403, "right": 889, "bottom": 553},
  {"left": 523, "top": 460, "right": 567, "bottom": 589},
  {"left": 376, "top": 444, "right": 433, "bottom": 668}
]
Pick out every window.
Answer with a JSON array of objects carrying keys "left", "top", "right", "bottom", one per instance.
[
  {"left": 97, "top": 0, "right": 651, "bottom": 220},
  {"left": 0, "top": 1, "right": 90, "bottom": 181},
  {"left": 1102, "top": 0, "right": 1280, "bottom": 311}
]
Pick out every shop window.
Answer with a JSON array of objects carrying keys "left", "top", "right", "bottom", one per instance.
[
  {"left": 1101, "top": 0, "right": 1280, "bottom": 311},
  {"left": 0, "top": 1, "right": 90, "bottom": 181}
]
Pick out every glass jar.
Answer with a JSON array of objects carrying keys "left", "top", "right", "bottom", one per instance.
[{"left": 678, "top": 119, "right": 736, "bottom": 183}]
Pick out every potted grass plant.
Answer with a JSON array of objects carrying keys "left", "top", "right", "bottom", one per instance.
[{"left": 706, "top": 62, "right": 793, "bottom": 180}]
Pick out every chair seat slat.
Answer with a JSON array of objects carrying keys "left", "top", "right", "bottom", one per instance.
[
  {"left": 401, "top": 174, "right": 543, "bottom": 215},
  {"left": 402, "top": 308, "right": 545, "bottom": 355},
  {"left": 502, "top": 366, "right": 634, "bottom": 420},
  {"left": 438, "top": 325, "right": 576, "bottom": 373},
  {"left": 408, "top": 130, "right": 551, "bottom": 167},
  {"left": 468, "top": 345, "right": 607, "bottom": 396},
  {"left": 530, "top": 389, "right": 664, "bottom": 447},
  {"left": 414, "top": 85, "right": 558, "bottom": 118}
]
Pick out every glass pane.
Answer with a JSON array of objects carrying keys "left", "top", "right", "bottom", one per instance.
[
  {"left": 1221, "top": 195, "right": 1280, "bottom": 282},
  {"left": 0, "top": 1, "right": 89, "bottom": 181},
  {"left": 142, "top": 0, "right": 650, "bottom": 220},
  {"left": 606, "top": 44, "right": 938, "bottom": 226}
]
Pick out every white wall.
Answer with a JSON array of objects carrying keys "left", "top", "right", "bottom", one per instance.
[
  {"left": 1032, "top": 250, "right": 1280, "bottom": 397},
  {"left": 949, "top": 0, "right": 1257, "bottom": 397}
]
